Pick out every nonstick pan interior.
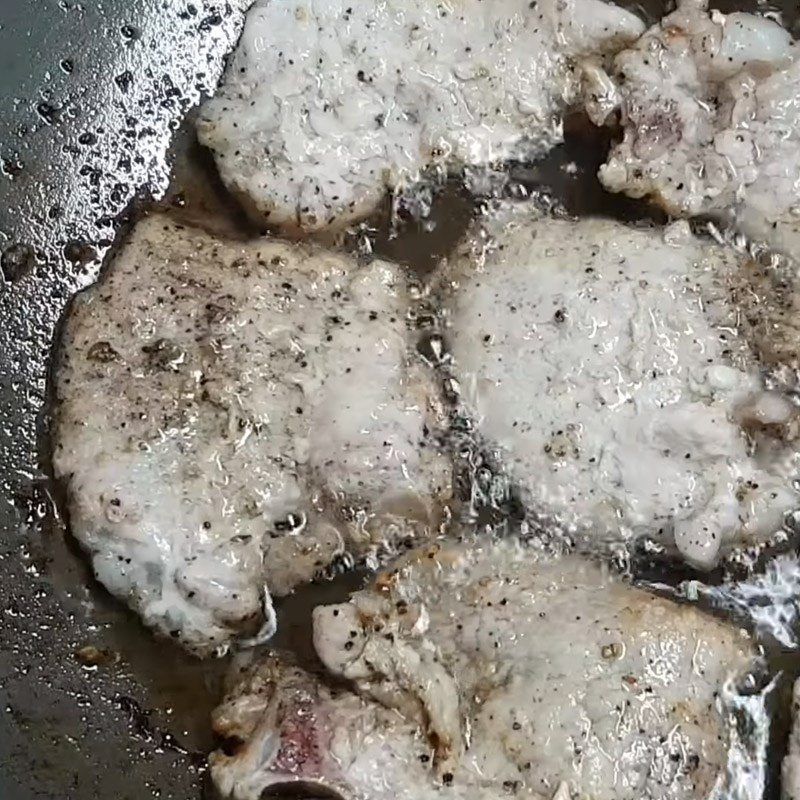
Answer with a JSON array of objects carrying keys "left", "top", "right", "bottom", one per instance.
[{"left": 1, "top": 1, "right": 799, "bottom": 798}]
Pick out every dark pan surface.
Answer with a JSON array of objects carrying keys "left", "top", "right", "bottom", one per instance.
[{"left": 0, "top": 1, "right": 798, "bottom": 798}]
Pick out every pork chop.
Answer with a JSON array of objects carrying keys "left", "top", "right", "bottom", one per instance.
[
  {"left": 436, "top": 205, "right": 798, "bottom": 568},
  {"left": 589, "top": 0, "right": 800, "bottom": 257},
  {"left": 196, "top": 0, "right": 645, "bottom": 233},
  {"left": 210, "top": 538, "right": 760, "bottom": 800},
  {"left": 52, "top": 214, "right": 450, "bottom": 655}
]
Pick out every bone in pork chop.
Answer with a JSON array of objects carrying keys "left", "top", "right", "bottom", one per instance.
[
  {"left": 210, "top": 538, "right": 759, "bottom": 800},
  {"left": 52, "top": 214, "right": 450, "bottom": 656},
  {"left": 587, "top": 0, "right": 800, "bottom": 257}
]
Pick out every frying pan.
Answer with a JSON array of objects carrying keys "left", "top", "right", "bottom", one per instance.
[{"left": 0, "top": 0, "right": 798, "bottom": 798}]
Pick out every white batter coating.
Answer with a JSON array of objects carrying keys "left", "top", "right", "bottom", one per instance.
[
  {"left": 52, "top": 214, "right": 450, "bottom": 655},
  {"left": 210, "top": 538, "right": 758, "bottom": 800},
  {"left": 590, "top": 0, "right": 800, "bottom": 256},
  {"left": 437, "top": 206, "right": 798, "bottom": 568},
  {"left": 197, "top": 0, "right": 645, "bottom": 232}
]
